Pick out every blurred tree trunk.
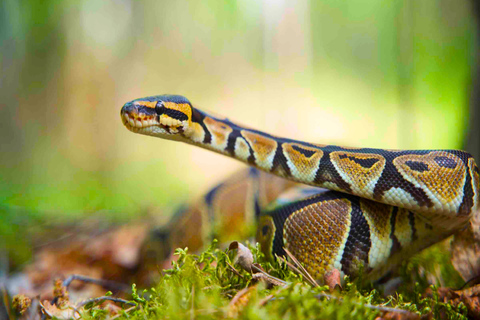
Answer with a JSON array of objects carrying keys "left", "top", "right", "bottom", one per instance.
[{"left": 466, "top": 0, "right": 480, "bottom": 160}]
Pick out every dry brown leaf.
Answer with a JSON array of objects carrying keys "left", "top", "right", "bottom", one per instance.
[
  {"left": 374, "top": 311, "right": 421, "bottom": 320},
  {"left": 86, "top": 223, "right": 149, "bottom": 269},
  {"left": 324, "top": 269, "right": 342, "bottom": 292},
  {"left": 451, "top": 209, "right": 480, "bottom": 282},
  {"left": 427, "top": 284, "right": 480, "bottom": 320},
  {"left": 227, "top": 285, "right": 257, "bottom": 318},
  {"left": 20, "top": 222, "right": 151, "bottom": 300},
  {"left": 228, "top": 241, "right": 253, "bottom": 272},
  {"left": 40, "top": 300, "right": 78, "bottom": 320}
]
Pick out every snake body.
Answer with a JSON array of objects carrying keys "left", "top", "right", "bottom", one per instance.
[{"left": 122, "top": 95, "right": 480, "bottom": 281}]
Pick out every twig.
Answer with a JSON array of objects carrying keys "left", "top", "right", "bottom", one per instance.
[
  {"left": 258, "top": 294, "right": 275, "bottom": 306},
  {"left": 110, "top": 306, "right": 136, "bottom": 319},
  {"left": 225, "top": 261, "right": 245, "bottom": 279},
  {"left": 276, "top": 255, "right": 301, "bottom": 275},
  {"left": 62, "top": 274, "right": 130, "bottom": 292},
  {"left": 251, "top": 265, "right": 287, "bottom": 286},
  {"left": 283, "top": 248, "right": 318, "bottom": 287},
  {"left": 276, "top": 255, "right": 317, "bottom": 288},
  {"left": 76, "top": 296, "right": 136, "bottom": 309}
]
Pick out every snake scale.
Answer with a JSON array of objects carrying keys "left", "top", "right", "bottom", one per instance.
[{"left": 121, "top": 94, "right": 480, "bottom": 281}]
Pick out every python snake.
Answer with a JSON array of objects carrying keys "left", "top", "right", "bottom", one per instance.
[{"left": 121, "top": 95, "right": 480, "bottom": 281}]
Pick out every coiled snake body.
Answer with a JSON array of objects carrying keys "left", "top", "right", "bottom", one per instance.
[{"left": 121, "top": 95, "right": 480, "bottom": 281}]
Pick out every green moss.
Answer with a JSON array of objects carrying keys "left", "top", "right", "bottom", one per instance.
[{"left": 77, "top": 240, "right": 470, "bottom": 320}]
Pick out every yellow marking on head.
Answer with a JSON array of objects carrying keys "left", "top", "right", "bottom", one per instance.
[
  {"left": 282, "top": 143, "right": 324, "bottom": 182},
  {"left": 241, "top": 131, "right": 277, "bottom": 170},
  {"left": 204, "top": 117, "right": 233, "bottom": 150},
  {"left": 163, "top": 102, "right": 193, "bottom": 121},
  {"left": 159, "top": 114, "right": 182, "bottom": 127},
  {"left": 283, "top": 198, "right": 352, "bottom": 280},
  {"left": 393, "top": 152, "right": 466, "bottom": 205},
  {"left": 133, "top": 100, "right": 157, "bottom": 109},
  {"left": 256, "top": 216, "right": 276, "bottom": 261},
  {"left": 330, "top": 152, "right": 386, "bottom": 196}
]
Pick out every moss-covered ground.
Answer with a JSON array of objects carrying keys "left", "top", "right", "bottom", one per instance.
[{"left": 75, "top": 241, "right": 469, "bottom": 320}]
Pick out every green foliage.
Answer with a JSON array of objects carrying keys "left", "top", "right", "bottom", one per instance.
[{"left": 77, "top": 240, "right": 470, "bottom": 320}]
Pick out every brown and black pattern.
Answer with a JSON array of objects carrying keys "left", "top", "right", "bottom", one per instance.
[
  {"left": 121, "top": 94, "right": 480, "bottom": 282},
  {"left": 331, "top": 151, "right": 386, "bottom": 197},
  {"left": 389, "top": 207, "right": 402, "bottom": 256},
  {"left": 282, "top": 143, "right": 324, "bottom": 182}
]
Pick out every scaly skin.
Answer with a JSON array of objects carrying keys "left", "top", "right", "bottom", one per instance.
[{"left": 121, "top": 94, "right": 480, "bottom": 280}]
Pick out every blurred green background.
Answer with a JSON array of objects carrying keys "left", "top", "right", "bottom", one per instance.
[{"left": 0, "top": 0, "right": 477, "bottom": 227}]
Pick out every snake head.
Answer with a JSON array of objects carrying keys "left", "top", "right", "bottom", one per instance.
[{"left": 121, "top": 95, "right": 193, "bottom": 140}]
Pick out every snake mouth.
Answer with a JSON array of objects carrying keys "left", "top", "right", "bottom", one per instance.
[{"left": 121, "top": 110, "right": 159, "bottom": 131}]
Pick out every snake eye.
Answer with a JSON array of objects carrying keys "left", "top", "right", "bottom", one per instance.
[{"left": 155, "top": 101, "right": 165, "bottom": 115}]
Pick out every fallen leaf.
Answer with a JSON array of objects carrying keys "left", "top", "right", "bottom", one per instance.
[
  {"left": 20, "top": 222, "right": 150, "bottom": 300},
  {"left": 40, "top": 300, "right": 78, "bottom": 320},
  {"left": 324, "top": 269, "right": 342, "bottom": 292},
  {"left": 227, "top": 285, "right": 257, "bottom": 318},
  {"left": 427, "top": 284, "right": 480, "bottom": 320},
  {"left": 228, "top": 241, "right": 253, "bottom": 272},
  {"left": 375, "top": 311, "right": 420, "bottom": 320}
]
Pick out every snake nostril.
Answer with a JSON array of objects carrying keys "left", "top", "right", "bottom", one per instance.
[{"left": 121, "top": 101, "right": 139, "bottom": 116}]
